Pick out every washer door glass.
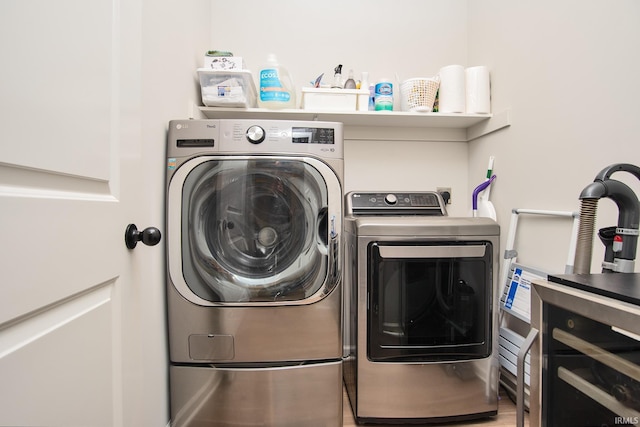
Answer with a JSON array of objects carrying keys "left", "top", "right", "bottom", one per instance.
[{"left": 181, "top": 158, "right": 330, "bottom": 303}]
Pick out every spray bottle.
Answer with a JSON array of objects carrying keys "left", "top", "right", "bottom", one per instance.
[{"left": 258, "top": 54, "right": 296, "bottom": 109}]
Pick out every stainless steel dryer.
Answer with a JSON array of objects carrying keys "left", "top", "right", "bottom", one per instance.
[
  {"left": 166, "top": 119, "right": 344, "bottom": 427},
  {"left": 343, "top": 191, "right": 500, "bottom": 424}
]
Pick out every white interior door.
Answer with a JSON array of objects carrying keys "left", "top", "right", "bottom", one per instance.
[{"left": 0, "top": 1, "right": 159, "bottom": 426}]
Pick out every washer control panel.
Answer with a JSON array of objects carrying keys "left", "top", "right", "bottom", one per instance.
[
  {"left": 348, "top": 192, "right": 447, "bottom": 216},
  {"left": 166, "top": 119, "right": 344, "bottom": 160}
]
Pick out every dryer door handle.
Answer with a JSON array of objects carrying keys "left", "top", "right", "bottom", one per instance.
[{"left": 125, "top": 224, "right": 162, "bottom": 249}]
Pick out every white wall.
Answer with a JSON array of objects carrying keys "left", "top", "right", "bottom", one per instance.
[
  {"left": 212, "top": 0, "right": 640, "bottom": 273},
  {"left": 209, "top": 0, "right": 467, "bottom": 93},
  {"left": 210, "top": 0, "right": 473, "bottom": 216},
  {"left": 468, "top": 1, "right": 640, "bottom": 273}
]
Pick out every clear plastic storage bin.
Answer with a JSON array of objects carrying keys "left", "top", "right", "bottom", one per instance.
[{"left": 198, "top": 69, "right": 257, "bottom": 108}]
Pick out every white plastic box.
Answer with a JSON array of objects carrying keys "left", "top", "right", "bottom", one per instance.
[
  {"left": 197, "top": 68, "right": 257, "bottom": 108},
  {"left": 301, "top": 87, "right": 369, "bottom": 112}
]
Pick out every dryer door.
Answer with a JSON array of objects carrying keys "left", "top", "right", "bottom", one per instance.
[{"left": 168, "top": 156, "right": 341, "bottom": 304}]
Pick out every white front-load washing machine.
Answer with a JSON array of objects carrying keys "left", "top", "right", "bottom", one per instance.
[{"left": 165, "top": 119, "right": 344, "bottom": 427}]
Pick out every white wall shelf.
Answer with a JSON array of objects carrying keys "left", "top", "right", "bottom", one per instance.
[{"left": 197, "top": 107, "right": 510, "bottom": 142}]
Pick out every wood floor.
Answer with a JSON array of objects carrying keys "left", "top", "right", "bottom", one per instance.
[{"left": 342, "top": 385, "right": 529, "bottom": 427}]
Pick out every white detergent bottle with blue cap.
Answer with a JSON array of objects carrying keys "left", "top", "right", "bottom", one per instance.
[{"left": 258, "top": 54, "right": 296, "bottom": 109}]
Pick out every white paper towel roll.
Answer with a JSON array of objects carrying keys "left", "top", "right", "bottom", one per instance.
[
  {"left": 438, "top": 65, "right": 465, "bottom": 113},
  {"left": 465, "top": 66, "right": 491, "bottom": 114}
]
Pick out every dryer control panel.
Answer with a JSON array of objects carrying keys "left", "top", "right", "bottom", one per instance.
[{"left": 347, "top": 192, "right": 447, "bottom": 216}]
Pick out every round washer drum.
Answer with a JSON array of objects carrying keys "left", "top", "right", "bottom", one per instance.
[{"left": 179, "top": 157, "right": 329, "bottom": 303}]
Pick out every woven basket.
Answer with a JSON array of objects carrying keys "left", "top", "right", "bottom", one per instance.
[{"left": 400, "top": 77, "right": 440, "bottom": 112}]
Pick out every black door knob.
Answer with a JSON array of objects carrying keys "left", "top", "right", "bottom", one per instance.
[{"left": 125, "top": 224, "right": 161, "bottom": 249}]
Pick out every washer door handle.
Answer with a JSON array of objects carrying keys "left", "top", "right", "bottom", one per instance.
[{"left": 125, "top": 224, "right": 162, "bottom": 249}]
